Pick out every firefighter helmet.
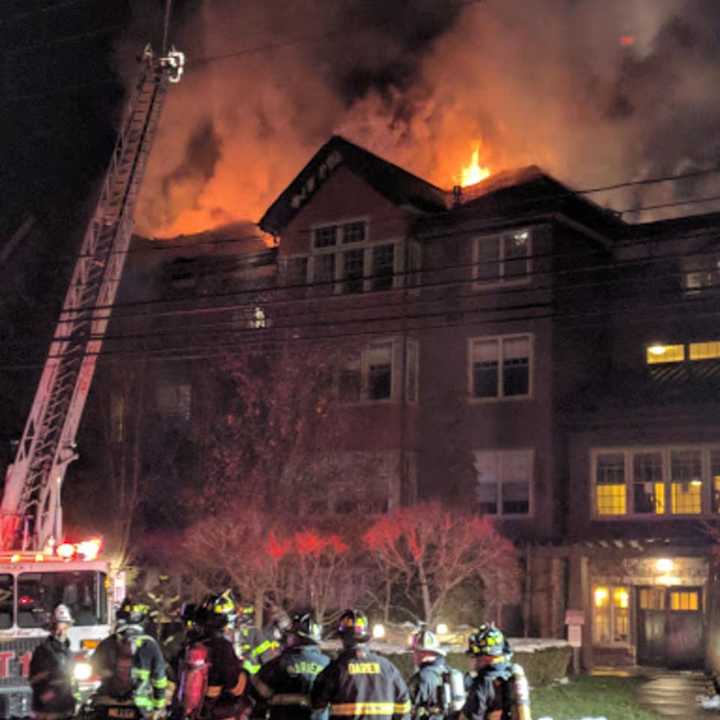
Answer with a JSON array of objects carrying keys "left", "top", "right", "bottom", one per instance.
[
  {"left": 202, "top": 589, "right": 238, "bottom": 629},
  {"left": 237, "top": 603, "right": 255, "bottom": 627},
  {"left": 410, "top": 627, "right": 445, "bottom": 656},
  {"left": 285, "top": 611, "right": 321, "bottom": 645},
  {"left": 51, "top": 604, "right": 74, "bottom": 626},
  {"left": 117, "top": 598, "right": 151, "bottom": 626},
  {"left": 337, "top": 608, "right": 370, "bottom": 644},
  {"left": 466, "top": 623, "right": 506, "bottom": 657}
]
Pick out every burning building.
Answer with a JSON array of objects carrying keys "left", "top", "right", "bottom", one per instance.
[{"left": 93, "top": 134, "right": 720, "bottom": 670}]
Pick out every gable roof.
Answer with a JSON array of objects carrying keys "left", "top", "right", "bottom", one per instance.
[
  {"left": 259, "top": 135, "right": 450, "bottom": 235},
  {"left": 441, "top": 165, "right": 626, "bottom": 241}
]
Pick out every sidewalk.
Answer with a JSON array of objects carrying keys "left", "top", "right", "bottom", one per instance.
[{"left": 635, "top": 671, "right": 711, "bottom": 718}]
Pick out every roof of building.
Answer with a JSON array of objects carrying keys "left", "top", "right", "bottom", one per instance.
[
  {"left": 420, "top": 165, "right": 626, "bottom": 242},
  {"left": 258, "top": 135, "right": 450, "bottom": 235}
]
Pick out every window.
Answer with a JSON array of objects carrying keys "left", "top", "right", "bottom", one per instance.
[
  {"left": 593, "top": 586, "right": 630, "bottom": 644},
  {"left": 645, "top": 340, "right": 720, "bottom": 364},
  {"left": 593, "top": 445, "right": 720, "bottom": 517},
  {"left": 670, "top": 590, "right": 700, "bottom": 611},
  {"left": 0, "top": 575, "right": 13, "bottom": 629},
  {"left": 596, "top": 453, "right": 626, "bottom": 515},
  {"left": 469, "top": 334, "right": 532, "bottom": 400},
  {"left": 474, "top": 229, "right": 531, "bottom": 284},
  {"left": 670, "top": 450, "right": 702, "bottom": 514},
  {"left": 18, "top": 571, "right": 106, "bottom": 628},
  {"left": 473, "top": 449, "right": 532, "bottom": 516},
  {"left": 309, "top": 221, "right": 402, "bottom": 294},
  {"left": 682, "top": 255, "right": 720, "bottom": 294},
  {"left": 367, "top": 342, "right": 393, "bottom": 400},
  {"left": 337, "top": 339, "right": 416, "bottom": 403}
]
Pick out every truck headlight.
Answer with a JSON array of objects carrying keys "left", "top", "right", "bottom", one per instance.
[{"left": 74, "top": 662, "right": 93, "bottom": 682}]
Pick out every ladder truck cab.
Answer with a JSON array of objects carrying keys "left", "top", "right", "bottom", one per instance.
[{"left": 0, "top": 45, "right": 183, "bottom": 718}]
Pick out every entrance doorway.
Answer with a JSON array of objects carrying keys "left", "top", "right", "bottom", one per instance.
[{"left": 636, "top": 587, "right": 704, "bottom": 668}]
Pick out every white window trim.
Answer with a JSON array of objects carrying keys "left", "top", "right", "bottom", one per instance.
[
  {"left": 473, "top": 448, "right": 535, "bottom": 518},
  {"left": 472, "top": 227, "right": 533, "bottom": 289},
  {"left": 307, "top": 218, "right": 407, "bottom": 294},
  {"left": 591, "top": 444, "right": 720, "bottom": 519},
  {"left": 467, "top": 333, "right": 534, "bottom": 403}
]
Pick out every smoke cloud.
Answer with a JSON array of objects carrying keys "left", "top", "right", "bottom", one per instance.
[{"left": 131, "top": 0, "right": 720, "bottom": 237}]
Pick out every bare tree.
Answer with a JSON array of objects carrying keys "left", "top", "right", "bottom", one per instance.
[{"left": 363, "top": 502, "right": 520, "bottom": 624}]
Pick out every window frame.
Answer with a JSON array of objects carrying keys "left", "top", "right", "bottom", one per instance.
[
  {"left": 645, "top": 339, "right": 720, "bottom": 365},
  {"left": 306, "top": 218, "right": 405, "bottom": 294},
  {"left": 592, "top": 584, "right": 631, "bottom": 647},
  {"left": 472, "top": 228, "right": 533, "bottom": 288},
  {"left": 591, "top": 444, "right": 719, "bottom": 519},
  {"left": 472, "top": 448, "right": 535, "bottom": 518},
  {"left": 337, "top": 337, "right": 418, "bottom": 405},
  {"left": 467, "top": 333, "right": 534, "bottom": 402}
]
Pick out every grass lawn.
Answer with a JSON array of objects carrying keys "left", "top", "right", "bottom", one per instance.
[{"left": 532, "top": 675, "right": 661, "bottom": 720}]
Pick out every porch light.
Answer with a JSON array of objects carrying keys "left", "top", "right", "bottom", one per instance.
[
  {"left": 656, "top": 558, "right": 674, "bottom": 573},
  {"left": 647, "top": 344, "right": 668, "bottom": 356},
  {"left": 372, "top": 623, "right": 386, "bottom": 639},
  {"left": 436, "top": 623, "right": 449, "bottom": 635}
]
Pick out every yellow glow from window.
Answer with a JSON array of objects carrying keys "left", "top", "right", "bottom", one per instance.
[
  {"left": 671, "top": 481, "right": 702, "bottom": 514},
  {"left": 653, "top": 482, "right": 666, "bottom": 514},
  {"left": 670, "top": 591, "right": 699, "bottom": 611},
  {"left": 646, "top": 344, "right": 685, "bottom": 364},
  {"left": 689, "top": 341, "right": 720, "bottom": 361},
  {"left": 594, "top": 587, "right": 609, "bottom": 608},
  {"left": 596, "top": 485, "right": 626, "bottom": 515},
  {"left": 613, "top": 588, "right": 629, "bottom": 609}
]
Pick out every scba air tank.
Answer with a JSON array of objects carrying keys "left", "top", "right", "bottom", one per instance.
[{"left": 511, "top": 663, "right": 532, "bottom": 720}]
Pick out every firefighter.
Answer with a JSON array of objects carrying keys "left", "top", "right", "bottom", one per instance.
[
  {"left": 251, "top": 610, "right": 331, "bottom": 720},
  {"left": 238, "top": 604, "right": 286, "bottom": 675},
  {"left": 29, "top": 604, "right": 78, "bottom": 720},
  {"left": 311, "top": 608, "right": 410, "bottom": 720},
  {"left": 91, "top": 598, "right": 168, "bottom": 719},
  {"left": 196, "top": 590, "right": 250, "bottom": 719},
  {"left": 461, "top": 624, "right": 531, "bottom": 720},
  {"left": 408, "top": 628, "right": 464, "bottom": 720}
]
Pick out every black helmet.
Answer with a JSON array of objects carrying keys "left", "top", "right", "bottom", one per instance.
[
  {"left": 201, "top": 590, "right": 238, "bottom": 629},
  {"left": 337, "top": 609, "right": 369, "bottom": 645},
  {"left": 285, "top": 611, "right": 321, "bottom": 645},
  {"left": 466, "top": 623, "right": 507, "bottom": 657},
  {"left": 117, "top": 598, "right": 151, "bottom": 626}
]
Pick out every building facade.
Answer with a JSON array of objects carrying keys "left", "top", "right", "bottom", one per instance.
[{"left": 99, "top": 136, "right": 720, "bottom": 669}]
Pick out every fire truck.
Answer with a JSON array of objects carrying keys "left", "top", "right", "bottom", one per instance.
[{"left": 0, "top": 45, "right": 184, "bottom": 717}]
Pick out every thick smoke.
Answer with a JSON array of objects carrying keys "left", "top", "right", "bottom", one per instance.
[{"left": 132, "top": 0, "right": 720, "bottom": 237}]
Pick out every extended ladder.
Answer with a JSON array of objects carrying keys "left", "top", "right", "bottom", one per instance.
[{"left": 0, "top": 48, "right": 184, "bottom": 550}]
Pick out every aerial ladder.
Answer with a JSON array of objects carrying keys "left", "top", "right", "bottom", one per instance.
[{"left": 0, "top": 46, "right": 185, "bottom": 551}]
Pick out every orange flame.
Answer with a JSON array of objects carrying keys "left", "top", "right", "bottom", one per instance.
[{"left": 459, "top": 144, "right": 491, "bottom": 187}]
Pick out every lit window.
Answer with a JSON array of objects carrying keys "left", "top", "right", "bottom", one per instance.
[
  {"left": 474, "top": 229, "right": 531, "bottom": 284},
  {"left": 646, "top": 344, "right": 685, "bottom": 364},
  {"left": 469, "top": 335, "right": 532, "bottom": 400},
  {"left": 670, "top": 591, "right": 699, "bottom": 611},
  {"left": 473, "top": 449, "right": 532, "bottom": 516},
  {"left": 593, "top": 585, "right": 630, "bottom": 644},
  {"left": 689, "top": 341, "right": 720, "bottom": 361},
  {"left": 670, "top": 450, "right": 702, "bottom": 514},
  {"left": 595, "top": 453, "right": 626, "bottom": 515},
  {"left": 639, "top": 588, "right": 664, "bottom": 610},
  {"left": 632, "top": 452, "right": 664, "bottom": 514}
]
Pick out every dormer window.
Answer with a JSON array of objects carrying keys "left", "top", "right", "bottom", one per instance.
[{"left": 473, "top": 229, "right": 532, "bottom": 286}]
